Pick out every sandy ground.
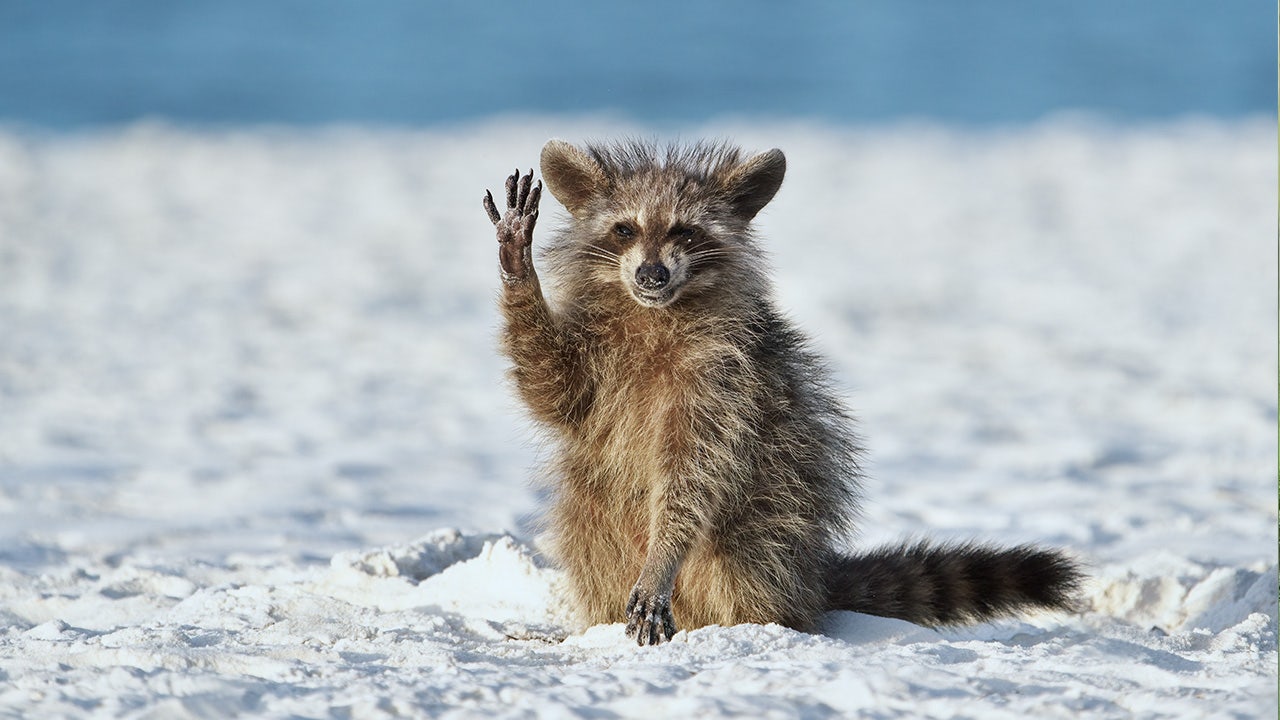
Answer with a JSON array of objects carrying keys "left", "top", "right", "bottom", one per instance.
[{"left": 0, "top": 116, "right": 1275, "bottom": 718}]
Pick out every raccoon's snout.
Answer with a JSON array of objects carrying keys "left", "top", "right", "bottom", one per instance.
[{"left": 635, "top": 262, "right": 671, "bottom": 291}]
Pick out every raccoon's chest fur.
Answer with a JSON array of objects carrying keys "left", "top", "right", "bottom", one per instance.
[{"left": 575, "top": 314, "right": 697, "bottom": 490}]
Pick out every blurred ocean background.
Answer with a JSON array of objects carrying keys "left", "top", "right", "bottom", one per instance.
[{"left": 0, "top": 0, "right": 1272, "bottom": 129}]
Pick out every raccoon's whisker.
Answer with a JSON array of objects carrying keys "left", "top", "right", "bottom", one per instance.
[
  {"left": 585, "top": 243, "right": 620, "bottom": 258},
  {"left": 687, "top": 250, "right": 735, "bottom": 264},
  {"left": 577, "top": 244, "right": 621, "bottom": 266},
  {"left": 687, "top": 242, "right": 734, "bottom": 253},
  {"left": 688, "top": 259, "right": 726, "bottom": 271},
  {"left": 688, "top": 248, "right": 733, "bottom": 258},
  {"left": 579, "top": 250, "right": 621, "bottom": 267},
  {"left": 687, "top": 257, "right": 730, "bottom": 268}
]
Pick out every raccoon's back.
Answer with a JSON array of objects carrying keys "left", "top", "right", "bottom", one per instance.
[{"left": 743, "top": 309, "right": 864, "bottom": 527}]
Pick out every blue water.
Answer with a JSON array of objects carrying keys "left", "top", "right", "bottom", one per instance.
[{"left": 0, "top": 1, "right": 1272, "bottom": 128}]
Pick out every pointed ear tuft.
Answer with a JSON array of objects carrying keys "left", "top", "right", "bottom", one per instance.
[
  {"left": 540, "top": 140, "right": 609, "bottom": 217},
  {"left": 722, "top": 148, "right": 786, "bottom": 221}
]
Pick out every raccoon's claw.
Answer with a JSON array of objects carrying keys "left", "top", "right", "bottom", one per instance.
[
  {"left": 625, "top": 587, "right": 677, "bottom": 646},
  {"left": 483, "top": 189, "right": 501, "bottom": 224},
  {"left": 484, "top": 168, "right": 542, "bottom": 281}
]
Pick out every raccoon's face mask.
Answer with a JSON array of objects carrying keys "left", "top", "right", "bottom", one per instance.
[{"left": 611, "top": 219, "right": 699, "bottom": 308}]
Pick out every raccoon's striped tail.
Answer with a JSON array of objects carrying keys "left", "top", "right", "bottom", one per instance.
[{"left": 825, "top": 540, "right": 1084, "bottom": 627}]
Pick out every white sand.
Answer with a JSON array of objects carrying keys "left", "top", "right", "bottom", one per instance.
[{"left": 0, "top": 116, "right": 1275, "bottom": 718}]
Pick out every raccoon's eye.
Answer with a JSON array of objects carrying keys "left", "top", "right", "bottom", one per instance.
[
  {"left": 613, "top": 223, "right": 635, "bottom": 238},
  {"left": 669, "top": 225, "right": 697, "bottom": 243}
]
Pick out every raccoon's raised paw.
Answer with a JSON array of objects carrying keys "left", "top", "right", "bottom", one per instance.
[
  {"left": 625, "top": 586, "right": 677, "bottom": 646},
  {"left": 483, "top": 168, "right": 542, "bottom": 282}
]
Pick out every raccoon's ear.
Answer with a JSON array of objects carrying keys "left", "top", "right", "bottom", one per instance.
[
  {"left": 722, "top": 149, "right": 786, "bottom": 221},
  {"left": 540, "top": 139, "right": 609, "bottom": 218}
]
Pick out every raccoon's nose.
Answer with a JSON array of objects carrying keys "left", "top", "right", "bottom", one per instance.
[{"left": 635, "top": 262, "right": 671, "bottom": 290}]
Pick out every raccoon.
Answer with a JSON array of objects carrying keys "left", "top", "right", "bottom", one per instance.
[{"left": 482, "top": 139, "right": 1081, "bottom": 645}]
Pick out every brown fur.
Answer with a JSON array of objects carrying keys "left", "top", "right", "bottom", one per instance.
[{"left": 483, "top": 139, "right": 1082, "bottom": 645}]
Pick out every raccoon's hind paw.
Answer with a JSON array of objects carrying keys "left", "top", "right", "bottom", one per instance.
[
  {"left": 625, "top": 586, "right": 678, "bottom": 646},
  {"left": 483, "top": 168, "right": 542, "bottom": 282}
]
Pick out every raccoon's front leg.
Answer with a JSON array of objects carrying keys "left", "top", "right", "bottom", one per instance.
[
  {"left": 483, "top": 168, "right": 541, "bottom": 283},
  {"left": 625, "top": 473, "right": 719, "bottom": 646},
  {"left": 484, "top": 170, "right": 590, "bottom": 430},
  {"left": 624, "top": 380, "right": 752, "bottom": 645}
]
